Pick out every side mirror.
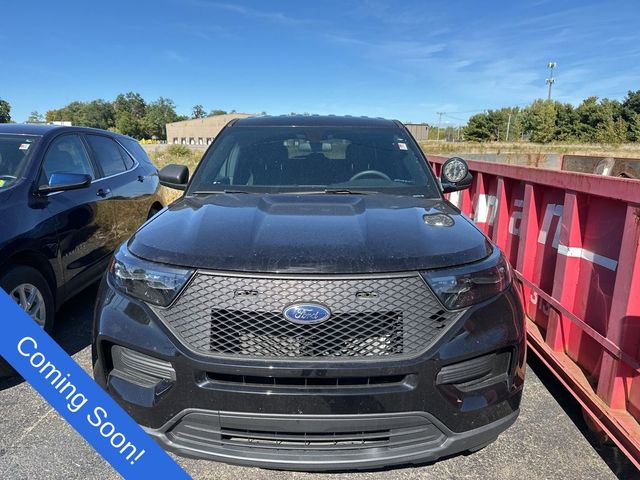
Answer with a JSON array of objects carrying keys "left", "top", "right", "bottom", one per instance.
[
  {"left": 37, "top": 172, "right": 92, "bottom": 195},
  {"left": 440, "top": 157, "right": 472, "bottom": 193},
  {"left": 159, "top": 164, "right": 189, "bottom": 190}
]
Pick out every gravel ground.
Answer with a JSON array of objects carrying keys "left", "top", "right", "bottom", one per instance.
[{"left": 0, "top": 285, "right": 637, "bottom": 480}]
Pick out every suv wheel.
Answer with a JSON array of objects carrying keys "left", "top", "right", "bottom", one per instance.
[{"left": 0, "top": 265, "right": 55, "bottom": 332}]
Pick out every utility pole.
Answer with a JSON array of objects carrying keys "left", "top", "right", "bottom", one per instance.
[
  {"left": 505, "top": 113, "right": 512, "bottom": 142},
  {"left": 436, "top": 112, "right": 444, "bottom": 141},
  {"left": 546, "top": 61, "right": 556, "bottom": 100}
]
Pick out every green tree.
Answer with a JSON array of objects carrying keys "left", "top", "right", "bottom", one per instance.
[
  {"left": 630, "top": 113, "right": 640, "bottom": 142},
  {"left": 0, "top": 99, "right": 12, "bottom": 123},
  {"left": 45, "top": 109, "right": 58, "bottom": 123},
  {"left": 191, "top": 105, "right": 206, "bottom": 118},
  {"left": 457, "top": 93, "right": 639, "bottom": 144},
  {"left": 621, "top": 90, "right": 640, "bottom": 129},
  {"left": 26, "top": 111, "right": 44, "bottom": 123},
  {"left": 115, "top": 111, "right": 137, "bottom": 137},
  {"left": 574, "top": 97, "right": 602, "bottom": 142},
  {"left": 114, "top": 92, "right": 146, "bottom": 118},
  {"left": 523, "top": 100, "right": 557, "bottom": 143},
  {"left": 492, "top": 107, "right": 522, "bottom": 141},
  {"left": 208, "top": 109, "right": 227, "bottom": 116},
  {"left": 463, "top": 107, "right": 521, "bottom": 142},
  {"left": 82, "top": 100, "right": 115, "bottom": 130},
  {"left": 554, "top": 102, "right": 579, "bottom": 142},
  {"left": 142, "top": 97, "right": 178, "bottom": 139},
  {"left": 596, "top": 114, "right": 628, "bottom": 144},
  {"left": 463, "top": 113, "right": 493, "bottom": 141},
  {"left": 45, "top": 100, "right": 115, "bottom": 130},
  {"left": 572, "top": 97, "right": 628, "bottom": 143},
  {"left": 113, "top": 92, "right": 146, "bottom": 138},
  {"left": 46, "top": 101, "right": 85, "bottom": 125}
]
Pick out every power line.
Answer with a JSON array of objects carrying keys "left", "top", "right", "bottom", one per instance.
[{"left": 442, "top": 114, "right": 468, "bottom": 122}]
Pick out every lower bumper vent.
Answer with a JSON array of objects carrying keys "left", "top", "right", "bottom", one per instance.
[
  {"left": 206, "top": 372, "right": 410, "bottom": 389},
  {"left": 221, "top": 428, "right": 391, "bottom": 448}
]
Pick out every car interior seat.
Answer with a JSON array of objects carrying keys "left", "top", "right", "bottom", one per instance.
[{"left": 251, "top": 142, "right": 289, "bottom": 185}]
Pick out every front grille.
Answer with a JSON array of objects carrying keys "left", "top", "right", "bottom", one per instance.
[
  {"left": 211, "top": 309, "right": 403, "bottom": 357},
  {"left": 155, "top": 272, "right": 459, "bottom": 359}
]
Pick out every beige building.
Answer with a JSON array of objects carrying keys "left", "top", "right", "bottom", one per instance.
[
  {"left": 404, "top": 123, "right": 430, "bottom": 142},
  {"left": 166, "top": 113, "right": 253, "bottom": 145}
]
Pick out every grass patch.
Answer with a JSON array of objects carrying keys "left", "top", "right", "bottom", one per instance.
[{"left": 147, "top": 147, "right": 203, "bottom": 205}]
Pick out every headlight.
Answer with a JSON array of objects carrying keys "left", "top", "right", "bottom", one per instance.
[
  {"left": 108, "top": 244, "right": 193, "bottom": 306},
  {"left": 422, "top": 249, "right": 512, "bottom": 310}
]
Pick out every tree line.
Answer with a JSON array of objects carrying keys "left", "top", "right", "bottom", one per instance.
[
  {"left": 4, "top": 90, "right": 640, "bottom": 144},
  {"left": 0, "top": 94, "right": 237, "bottom": 140},
  {"left": 463, "top": 90, "right": 640, "bottom": 144}
]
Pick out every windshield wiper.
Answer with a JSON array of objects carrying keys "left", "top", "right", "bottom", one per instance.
[
  {"left": 192, "top": 189, "right": 377, "bottom": 195},
  {"left": 279, "top": 189, "right": 376, "bottom": 195},
  {"left": 323, "top": 189, "right": 375, "bottom": 195},
  {"left": 191, "top": 189, "right": 253, "bottom": 195}
]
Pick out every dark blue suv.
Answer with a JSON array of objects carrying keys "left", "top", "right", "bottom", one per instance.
[{"left": 0, "top": 124, "right": 163, "bottom": 349}]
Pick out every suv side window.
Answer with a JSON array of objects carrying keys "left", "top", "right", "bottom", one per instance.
[
  {"left": 41, "top": 134, "right": 95, "bottom": 183},
  {"left": 86, "top": 135, "right": 129, "bottom": 176},
  {"left": 116, "top": 143, "right": 135, "bottom": 170},
  {"left": 119, "top": 137, "right": 152, "bottom": 165}
]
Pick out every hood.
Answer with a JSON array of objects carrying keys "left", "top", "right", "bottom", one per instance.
[{"left": 128, "top": 194, "right": 491, "bottom": 274}]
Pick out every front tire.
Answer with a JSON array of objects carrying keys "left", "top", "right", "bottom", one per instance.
[{"left": 0, "top": 265, "right": 55, "bottom": 333}]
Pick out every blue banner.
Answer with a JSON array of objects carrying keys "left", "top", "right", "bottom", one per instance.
[{"left": 0, "top": 290, "right": 190, "bottom": 479}]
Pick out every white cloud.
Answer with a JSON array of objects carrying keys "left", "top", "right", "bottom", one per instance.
[
  {"left": 165, "top": 50, "right": 188, "bottom": 63},
  {"left": 195, "top": 1, "right": 310, "bottom": 26}
]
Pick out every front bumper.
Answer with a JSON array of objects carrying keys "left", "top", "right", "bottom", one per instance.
[
  {"left": 93, "top": 277, "right": 526, "bottom": 470},
  {"left": 144, "top": 409, "right": 519, "bottom": 471}
]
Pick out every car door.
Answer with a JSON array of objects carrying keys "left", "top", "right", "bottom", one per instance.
[
  {"left": 83, "top": 134, "right": 150, "bottom": 248},
  {"left": 38, "top": 133, "right": 113, "bottom": 297}
]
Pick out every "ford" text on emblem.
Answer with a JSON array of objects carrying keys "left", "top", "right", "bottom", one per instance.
[{"left": 282, "top": 303, "right": 331, "bottom": 324}]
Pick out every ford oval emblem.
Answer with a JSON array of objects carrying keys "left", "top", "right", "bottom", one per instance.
[{"left": 283, "top": 303, "right": 331, "bottom": 324}]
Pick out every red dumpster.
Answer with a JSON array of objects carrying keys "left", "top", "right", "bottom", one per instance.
[{"left": 428, "top": 155, "right": 640, "bottom": 470}]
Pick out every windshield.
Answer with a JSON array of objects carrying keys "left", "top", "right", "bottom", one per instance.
[
  {"left": 0, "top": 135, "right": 39, "bottom": 189},
  {"left": 188, "top": 126, "right": 440, "bottom": 197}
]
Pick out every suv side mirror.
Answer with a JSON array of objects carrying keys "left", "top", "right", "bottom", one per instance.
[
  {"left": 37, "top": 172, "right": 92, "bottom": 195},
  {"left": 440, "top": 157, "right": 472, "bottom": 193},
  {"left": 159, "top": 164, "right": 189, "bottom": 190}
]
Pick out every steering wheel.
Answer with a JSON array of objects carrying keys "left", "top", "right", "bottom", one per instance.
[{"left": 349, "top": 170, "right": 392, "bottom": 182}]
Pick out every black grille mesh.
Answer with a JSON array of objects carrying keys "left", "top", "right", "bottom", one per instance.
[{"left": 155, "top": 273, "right": 458, "bottom": 359}]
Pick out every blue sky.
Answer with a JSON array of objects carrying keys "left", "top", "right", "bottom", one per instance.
[{"left": 2, "top": 0, "right": 639, "bottom": 125}]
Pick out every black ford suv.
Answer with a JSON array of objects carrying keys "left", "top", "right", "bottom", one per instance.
[{"left": 93, "top": 115, "right": 525, "bottom": 470}]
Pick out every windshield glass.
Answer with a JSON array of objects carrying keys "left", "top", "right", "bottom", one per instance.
[
  {"left": 0, "top": 135, "right": 39, "bottom": 189},
  {"left": 188, "top": 126, "right": 440, "bottom": 197}
]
